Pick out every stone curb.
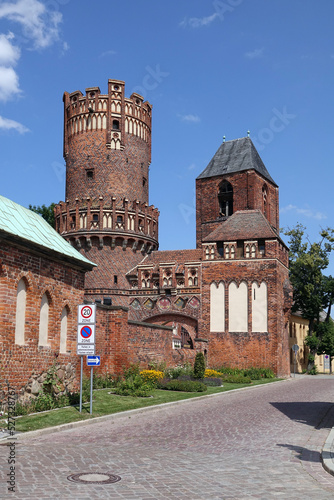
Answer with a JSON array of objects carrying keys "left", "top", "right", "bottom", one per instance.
[
  {"left": 1, "top": 379, "right": 289, "bottom": 443},
  {"left": 321, "top": 426, "right": 334, "bottom": 476}
]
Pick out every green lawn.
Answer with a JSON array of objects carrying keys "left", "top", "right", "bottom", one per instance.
[{"left": 0, "top": 379, "right": 280, "bottom": 434}]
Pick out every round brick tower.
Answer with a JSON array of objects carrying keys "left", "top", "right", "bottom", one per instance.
[{"left": 55, "top": 79, "right": 159, "bottom": 305}]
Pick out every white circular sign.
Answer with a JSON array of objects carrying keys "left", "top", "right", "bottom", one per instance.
[{"left": 81, "top": 306, "right": 93, "bottom": 319}]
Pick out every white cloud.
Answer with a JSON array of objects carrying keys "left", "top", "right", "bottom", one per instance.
[
  {"left": 0, "top": 0, "right": 62, "bottom": 49},
  {"left": 0, "top": 66, "right": 21, "bottom": 101},
  {"left": 0, "top": 114, "right": 29, "bottom": 133},
  {"left": 178, "top": 114, "right": 201, "bottom": 123},
  {"left": 244, "top": 48, "right": 264, "bottom": 59},
  {"left": 0, "top": 32, "right": 20, "bottom": 65},
  {"left": 280, "top": 204, "right": 327, "bottom": 221},
  {"left": 180, "top": 12, "right": 219, "bottom": 28},
  {"left": 99, "top": 49, "right": 117, "bottom": 58}
]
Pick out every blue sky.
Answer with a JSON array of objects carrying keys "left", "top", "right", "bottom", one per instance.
[{"left": 0, "top": 0, "right": 333, "bottom": 272}]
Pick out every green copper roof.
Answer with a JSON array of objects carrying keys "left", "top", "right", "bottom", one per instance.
[{"left": 0, "top": 195, "right": 95, "bottom": 269}]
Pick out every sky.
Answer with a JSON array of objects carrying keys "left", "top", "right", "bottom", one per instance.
[{"left": 0, "top": 0, "right": 333, "bottom": 273}]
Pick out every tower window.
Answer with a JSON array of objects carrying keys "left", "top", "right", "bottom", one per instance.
[
  {"left": 117, "top": 215, "right": 123, "bottom": 223},
  {"left": 93, "top": 214, "right": 99, "bottom": 222},
  {"left": 86, "top": 169, "right": 94, "bottom": 179},
  {"left": 114, "top": 275, "right": 118, "bottom": 284},
  {"left": 143, "top": 177, "right": 147, "bottom": 187},
  {"left": 112, "top": 120, "right": 119, "bottom": 130},
  {"left": 218, "top": 181, "right": 233, "bottom": 217}
]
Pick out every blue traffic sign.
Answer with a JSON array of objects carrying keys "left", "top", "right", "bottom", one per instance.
[{"left": 87, "top": 355, "right": 100, "bottom": 366}]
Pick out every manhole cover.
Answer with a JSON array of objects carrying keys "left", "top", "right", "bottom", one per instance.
[{"left": 67, "top": 472, "right": 121, "bottom": 484}]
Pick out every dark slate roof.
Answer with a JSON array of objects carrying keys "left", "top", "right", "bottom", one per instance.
[
  {"left": 203, "top": 210, "right": 281, "bottom": 242},
  {"left": 197, "top": 137, "right": 277, "bottom": 186}
]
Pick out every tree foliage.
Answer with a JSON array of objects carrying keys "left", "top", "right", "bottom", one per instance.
[
  {"left": 285, "top": 224, "right": 334, "bottom": 370},
  {"left": 193, "top": 352, "right": 206, "bottom": 379},
  {"left": 29, "top": 203, "right": 55, "bottom": 228}
]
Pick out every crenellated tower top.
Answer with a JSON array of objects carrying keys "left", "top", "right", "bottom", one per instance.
[
  {"left": 63, "top": 79, "right": 152, "bottom": 203},
  {"left": 55, "top": 80, "right": 158, "bottom": 301}
]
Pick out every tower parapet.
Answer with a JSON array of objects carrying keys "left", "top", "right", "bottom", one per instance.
[{"left": 55, "top": 80, "right": 158, "bottom": 302}]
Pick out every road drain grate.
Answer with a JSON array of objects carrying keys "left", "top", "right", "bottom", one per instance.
[{"left": 67, "top": 472, "right": 121, "bottom": 484}]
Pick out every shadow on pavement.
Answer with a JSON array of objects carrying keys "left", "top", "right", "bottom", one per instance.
[
  {"left": 270, "top": 402, "right": 334, "bottom": 429},
  {"left": 277, "top": 443, "right": 321, "bottom": 463}
]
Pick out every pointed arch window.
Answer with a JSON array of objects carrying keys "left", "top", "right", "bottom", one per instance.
[
  {"left": 60, "top": 306, "right": 69, "bottom": 354},
  {"left": 218, "top": 181, "right": 233, "bottom": 217},
  {"left": 39, "top": 293, "right": 50, "bottom": 346},
  {"left": 262, "top": 184, "right": 268, "bottom": 218},
  {"left": 15, "top": 278, "right": 27, "bottom": 345}
]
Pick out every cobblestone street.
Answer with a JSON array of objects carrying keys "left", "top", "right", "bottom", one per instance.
[{"left": 2, "top": 376, "right": 334, "bottom": 499}]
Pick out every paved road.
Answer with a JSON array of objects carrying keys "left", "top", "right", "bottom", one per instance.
[{"left": 2, "top": 376, "right": 334, "bottom": 499}]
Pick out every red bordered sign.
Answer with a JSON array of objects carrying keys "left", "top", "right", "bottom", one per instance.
[{"left": 78, "top": 304, "right": 96, "bottom": 324}]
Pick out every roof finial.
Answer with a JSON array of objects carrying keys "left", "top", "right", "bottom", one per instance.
[
  {"left": 247, "top": 130, "right": 250, "bottom": 138},
  {"left": 223, "top": 135, "right": 226, "bottom": 143}
]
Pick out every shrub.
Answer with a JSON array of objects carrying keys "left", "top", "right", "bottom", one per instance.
[
  {"left": 140, "top": 370, "right": 164, "bottom": 385},
  {"left": 193, "top": 352, "right": 206, "bottom": 379},
  {"left": 203, "top": 377, "right": 223, "bottom": 387},
  {"left": 164, "top": 363, "right": 193, "bottom": 379},
  {"left": 219, "top": 374, "right": 252, "bottom": 384},
  {"left": 122, "top": 363, "right": 140, "bottom": 379},
  {"left": 205, "top": 369, "right": 223, "bottom": 378},
  {"left": 33, "top": 393, "right": 55, "bottom": 412},
  {"left": 158, "top": 379, "right": 207, "bottom": 392},
  {"left": 243, "top": 367, "right": 275, "bottom": 380},
  {"left": 93, "top": 373, "right": 114, "bottom": 389},
  {"left": 148, "top": 361, "right": 167, "bottom": 373},
  {"left": 113, "top": 375, "right": 153, "bottom": 397}
]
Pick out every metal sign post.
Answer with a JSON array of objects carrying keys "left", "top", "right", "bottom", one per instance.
[
  {"left": 87, "top": 356, "right": 101, "bottom": 415},
  {"left": 79, "top": 356, "right": 83, "bottom": 412}
]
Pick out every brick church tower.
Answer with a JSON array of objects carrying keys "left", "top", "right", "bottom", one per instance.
[{"left": 55, "top": 80, "right": 159, "bottom": 305}]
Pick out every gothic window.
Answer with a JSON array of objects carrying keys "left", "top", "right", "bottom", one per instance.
[
  {"left": 188, "top": 268, "right": 198, "bottom": 287},
  {"left": 262, "top": 184, "right": 268, "bottom": 217},
  {"left": 251, "top": 244, "right": 256, "bottom": 258},
  {"left": 39, "top": 293, "right": 50, "bottom": 346},
  {"left": 230, "top": 245, "right": 235, "bottom": 259},
  {"left": 229, "top": 281, "right": 248, "bottom": 332},
  {"left": 210, "top": 282, "right": 225, "bottom": 332},
  {"left": 162, "top": 269, "right": 172, "bottom": 287},
  {"left": 205, "top": 247, "right": 210, "bottom": 260},
  {"left": 60, "top": 306, "right": 69, "bottom": 354},
  {"left": 218, "top": 181, "right": 233, "bottom": 217},
  {"left": 15, "top": 278, "right": 27, "bottom": 345},
  {"left": 181, "top": 327, "right": 194, "bottom": 349},
  {"left": 252, "top": 282, "right": 268, "bottom": 332},
  {"left": 112, "top": 119, "right": 119, "bottom": 130},
  {"left": 245, "top": 245, "right": 250, "bottom": 258},
  {"left": 225, "top": 246, "right": 230, "bottom": 259}
]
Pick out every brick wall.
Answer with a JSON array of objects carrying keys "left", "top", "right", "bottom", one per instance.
[
  {"left": 196, "top": 170, "right": 279, "bottom": 246},
  {"left": 0, "top": 241, "right": 87, "bottom": 401}
]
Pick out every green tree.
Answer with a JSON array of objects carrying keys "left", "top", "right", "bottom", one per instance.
[
  {"left": 285, "top": 224, "right": 334, "bottom": 371},
  {"left": 193, "top": 352, "right": 206, "bottom": 379},
  {"left": 29, "top": 203, "right": 56, "bottom": 228}
]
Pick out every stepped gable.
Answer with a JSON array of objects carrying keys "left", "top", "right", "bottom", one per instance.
[
  {"left": 203, "top": 209, "right": 281, "bottom": 242},
  {"left": 197, "top": 137, "right": 277, "bottom": 186},
  {"left": 127, "top": 248, "right": 202, "bottom": 274}
]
